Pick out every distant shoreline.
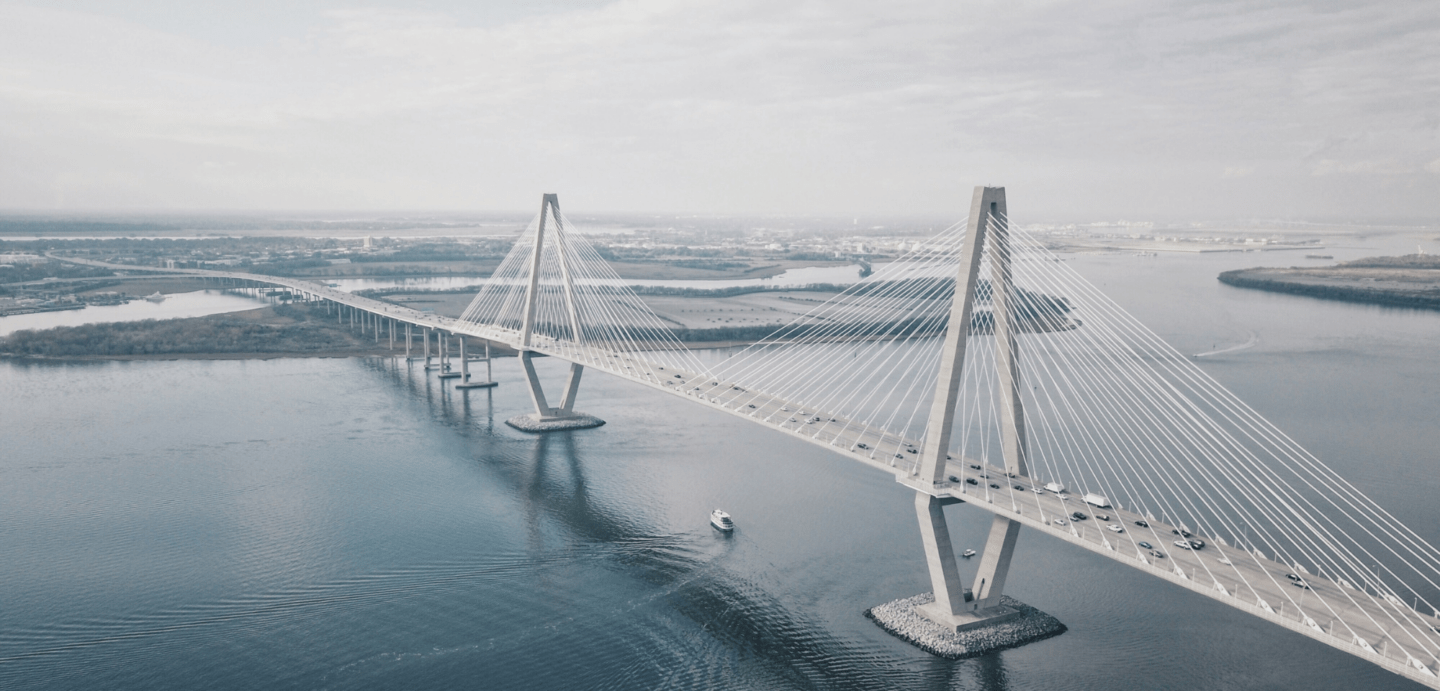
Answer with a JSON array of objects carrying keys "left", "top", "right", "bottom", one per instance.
[{"left": 1218, "top": 255, "right": 1440, "bottom": 311}]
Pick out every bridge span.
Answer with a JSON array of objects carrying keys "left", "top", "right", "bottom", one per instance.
[{"left": 51, "top": 190, "right": 1440, "bottom": 687}]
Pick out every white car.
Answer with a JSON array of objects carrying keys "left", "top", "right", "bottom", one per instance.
[
  {"left": 1217, "top": 556, "right": 1233, "bottom": 565},
  {"left": 1053, "top": 518, "right": 1069, "bottom": 526},
  {"left": 1173, "top": 539, "right": 1195, "bottom": 550},
  {"left": 1107, "top": 524, "right": 1124, "bottom": 533}
]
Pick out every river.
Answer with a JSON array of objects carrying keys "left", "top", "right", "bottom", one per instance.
[{"left": 2, "top": 240, "right": 1438, "bottom": 690}]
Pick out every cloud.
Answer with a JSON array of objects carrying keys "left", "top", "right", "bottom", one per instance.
[{"left": 0, "top": 0, "right": 1437, "bottom": 218}]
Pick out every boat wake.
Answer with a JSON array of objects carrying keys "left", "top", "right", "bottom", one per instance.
[{"left": 1193, "top": 332, "right": 1259, "bottom": 358}]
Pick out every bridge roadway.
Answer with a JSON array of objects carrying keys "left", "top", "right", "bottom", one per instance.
[{"left": 48, "top": 256, "right": 1440, "bottom": 686}]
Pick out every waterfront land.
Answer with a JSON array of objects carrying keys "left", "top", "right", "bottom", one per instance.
[
  {"left": 0, "top": 303, "right": 407, "bottom": 360},
  {"left": 1219, "top": 254, "right": 1440, "bottom": 310}
]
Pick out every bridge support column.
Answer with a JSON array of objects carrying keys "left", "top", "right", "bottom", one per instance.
[
  {"left": 507, "top": 352, "right": 601, "bottom": 431},
  {"left": 456, "top": 337, "right": 498, "bottom": 390},
  {"left": 868, "top": 186, "right": 1063, "bottom": 655},
  {"left": 504, "top": 194, "right": 603, "bottom": 432},
  {"left": 423, "top": 329, "right": 439, "bottom": 371},
  {"left": 439, "top": 332, "right": 463, "bottom": 379}
]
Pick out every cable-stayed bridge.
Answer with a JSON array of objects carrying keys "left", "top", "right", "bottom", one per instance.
[{"left": 56, "top": 189, "right": 1440, "bottom": 687}]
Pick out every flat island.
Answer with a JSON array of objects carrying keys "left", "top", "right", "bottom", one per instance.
[{"left": 1219, "top": 254, "right": 1440, "bottom": 310}]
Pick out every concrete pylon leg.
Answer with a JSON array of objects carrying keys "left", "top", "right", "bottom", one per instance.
[
  {"left": 916, "top": 493, "right": 969, "bottom": 623},
  {"left": 973, "top": 515, "right": 1022, "bottom": 607},
  {"left": 520, "top": 352, "right": 552, "bottom": 416},
  {"left": 508, "top": 351, "right": 601, "bottom": 431},
  {"left": 559, "top": 363, "right": 584, "bottom": 411}
]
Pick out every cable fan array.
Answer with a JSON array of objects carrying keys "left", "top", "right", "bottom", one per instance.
[
  {"left": 458, "top": 206, "right": 709, "bottom": 379},
  {"left": 453, "top": 201, "right": 1440, "bottom": 670},
  {"left": 699, "top": 212, "right": 1440, "bottom": 668}
]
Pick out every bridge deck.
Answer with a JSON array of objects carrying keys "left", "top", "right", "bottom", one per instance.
[{"left": 49, "top": 258, "right": 1440, "bottom": 687}]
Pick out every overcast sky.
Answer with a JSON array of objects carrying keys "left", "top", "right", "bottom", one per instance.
[{"left": 1, "top": 0, "right": 1437, "bottom": 220}]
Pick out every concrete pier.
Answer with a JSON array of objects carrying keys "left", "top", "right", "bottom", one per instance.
[
  {"left": 866, "top": 593, "right": 1064, "bottom": 660},
  {"left": 438, "top": 333, "right": 463, "bottom": 379},
  {"left": 456, "top": 337, "right": 498, "bottom": 389}
]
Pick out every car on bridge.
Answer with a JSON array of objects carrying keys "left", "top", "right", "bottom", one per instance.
[
  {"left": 1187, "top": 539, "right": 1205, "bottom": 550},
  {"left": 1172, "top": 528, "right": 1194, "bottom": 538},
  {"left": 1053, "top": 518, "right": 1068, "bottom": 526},
  {"left": 1135, "top": 520, "right": 1150, "bottom": 528},
  {"left": 1107, "top": 524, "right": 1124, "bottom": 533},
  {"left": 1173, "top": 540, "right": 1195, "bottom": 550},
  {"left": 1138, "top": 541, "right": 1154, "bottom": 549},
  {"left": 1071, "top": 512, "right": 1088, "bottom": 521},
  {"left": 1013, "top": 484, "right": 1025, "bottom": 491},
  {"left": 966, "top": 478, "right": 979, "bottom": 485},
  {"left": 1150, "top": 551, "right": 1167, "bottom": 559}
]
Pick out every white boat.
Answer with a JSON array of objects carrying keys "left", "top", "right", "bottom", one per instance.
[
  {"left": 710, "top": 509, "right": 734, "bottom": 532},
  {"left": 961, "top": 549, "right": 977, "bottom": 558},
  {"left": 143, "top": 291, "right": 167, "bottom": 303}
]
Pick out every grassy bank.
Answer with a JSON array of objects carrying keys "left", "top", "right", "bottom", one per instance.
[
  {"left": 0, "top": 303, "right": 398, "bottom": 359},
  {"left": 1218, "top": 255, "right": 1440, "bottom": 311}
]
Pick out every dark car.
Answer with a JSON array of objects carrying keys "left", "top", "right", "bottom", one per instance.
[
  {"left": 1138, "top": 541, "right": 1154, "bottom": 549},
  {"left": 948, "top": 476, "right": 960, "bottom": 483},
  {"left": 747, "top": 404, "right": 756, "bottom": 409},
  {"left": 1292, "top": 581, "right": 1311, "bottom": 590},
  {"left": 1171, "top": 529, "right": 1193, "bottom": 538},
  {"left": 966, "top": 478, "right": 979, "bottom": 485},
  {"left": 969, "top": 464, "right": 982, "bottom": 470},
  {"left": 1094, "top": 514, "right": 1110, "bottom": 521},
  {"left": 856, "top": 443, "right": 868, "bottom": 450},
  {"left": 989, "top": 483, "right": 1000, "bottom": 489},
  {"left": 1150, "top": 551, "right": 1167, "bottom": 559},
  {"left": 1071, "top": 512, "right": 1088, "bottom": 521},
  {"left": 1013, "top": 484, "right": 1026, "bottom": 491},
  {"left": 1135, "top": 520, "right": 1149, "bottom": 528},
  {"left": 1285, "top": 573, "right": 1302, "bottom": 582},
  {"left": 1188, "top": 540, "right": 1205, "bottom": 550}
]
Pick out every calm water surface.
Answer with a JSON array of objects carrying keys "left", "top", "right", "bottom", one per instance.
[{"left": 2, "top": 246, "right": 1438, "bottom": 690}]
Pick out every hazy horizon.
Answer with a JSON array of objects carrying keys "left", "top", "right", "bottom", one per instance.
[{"left": 2, "top": 1, "right": 1438, "bottom": 220}]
